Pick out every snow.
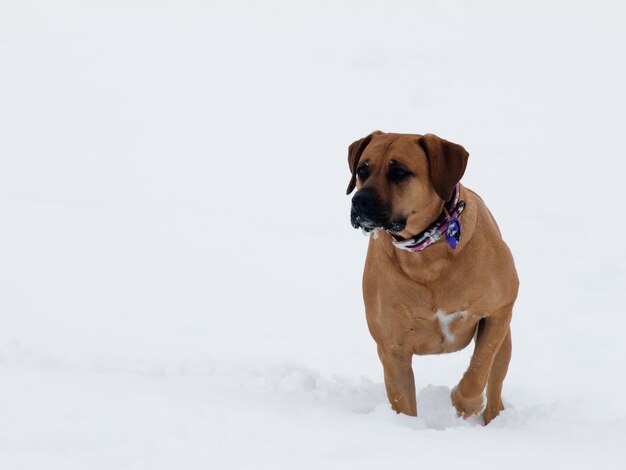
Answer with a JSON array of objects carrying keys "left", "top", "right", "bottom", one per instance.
[{"left": 1, "top": 0, "right": 626, "bottom": 468}]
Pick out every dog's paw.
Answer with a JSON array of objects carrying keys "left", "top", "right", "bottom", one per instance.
[
  {"left": 450, "top": 385, "right": 484, "bottom": 419},
  {"left": 483, "top": 399, "right": 504, "bottom": 425}
]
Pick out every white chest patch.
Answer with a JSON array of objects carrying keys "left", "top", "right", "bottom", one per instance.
[{"left": 435, "top": 310, "right": 468, "bottom": 343}]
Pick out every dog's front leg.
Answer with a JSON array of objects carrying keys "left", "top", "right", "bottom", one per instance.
[
  {"left": 451, "top": 308, "right": 512, "bottom": 421},
  {"left": 377, "top": 345, "right": 417, "bottom": 416}
]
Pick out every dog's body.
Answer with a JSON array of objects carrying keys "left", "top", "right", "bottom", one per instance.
[{"left": 348, "top": 132, "right": 518, "bottom": 424}]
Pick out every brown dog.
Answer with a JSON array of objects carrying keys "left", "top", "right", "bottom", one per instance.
[{"left": 347, "top": 131, "right": 518, "bottom": 424}]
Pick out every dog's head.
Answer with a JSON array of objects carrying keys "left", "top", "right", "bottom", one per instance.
[{"left": 347, "top": 132, "right": 469, "bottom": 238}]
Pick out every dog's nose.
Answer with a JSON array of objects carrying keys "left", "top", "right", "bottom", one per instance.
[{"left": 352, "top": 190, "right": 377, "bottom": 211}]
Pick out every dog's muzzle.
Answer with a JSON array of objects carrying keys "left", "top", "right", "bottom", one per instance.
[{"left": 350, "top": 189, "right": 406, "bottom": 233}]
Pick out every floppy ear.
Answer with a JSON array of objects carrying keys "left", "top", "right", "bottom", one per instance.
[
  {"left": 418, "top": 133, "right": 469, "bottom": 201},
  {"left": 346, "top": 131, "right": 381, "bottom": 195}
]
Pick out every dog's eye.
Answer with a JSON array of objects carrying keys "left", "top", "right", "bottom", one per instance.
[
  {"left": 356, "top": 166, "right": 369, "bottom": 179},
  {"left": 388, "top": 167, "right": 411, "bottom": 182}
]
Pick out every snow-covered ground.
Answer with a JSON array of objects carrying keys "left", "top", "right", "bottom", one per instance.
[{"left": 1, "top": 1, "right": 626, "bottom": 468}]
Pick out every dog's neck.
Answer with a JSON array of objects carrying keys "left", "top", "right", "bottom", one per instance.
[
  {"left": 369, "top": 185, "right": 477, "bottom": 284},
  {"left": 387, "top": 183, "right": 465, "bottom": 253}
]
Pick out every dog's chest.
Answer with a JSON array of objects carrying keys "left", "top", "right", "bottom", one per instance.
[
  {"left": 435, "top": 310, "right": 469, "bottom": 344},
  {"left": 403, "top": 308, "right": 479, "bottom": 355}
]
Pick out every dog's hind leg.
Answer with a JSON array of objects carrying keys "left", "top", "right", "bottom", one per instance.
[
  {"left": 377, "top": 345, "right": 417, "bottom": 416},
  {"left": 484, "top": 327, "right": 511, "bottom": 424}
]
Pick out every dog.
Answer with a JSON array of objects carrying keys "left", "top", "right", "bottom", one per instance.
[{"left": 347, "top": 131, "right": 518, "bottom": 424}]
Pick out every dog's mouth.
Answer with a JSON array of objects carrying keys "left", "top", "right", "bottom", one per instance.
[
  {"left": 386, "top": 218, "right": 407, "bottom": 234},
  {"left": 351, "top": 211, "right": 407, "bottom": 234}
]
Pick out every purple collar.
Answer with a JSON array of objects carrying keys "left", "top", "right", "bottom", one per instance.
[{"left": 388, "top": 183, "right": 465, "bottom": 252}]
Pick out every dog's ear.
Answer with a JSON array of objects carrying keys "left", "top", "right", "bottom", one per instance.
[
  {"left": 346, "top": 131, "right": 381, "bottom": 195},
  {"left": 418, "top": 134, "right": 469, "bottom": 201}
]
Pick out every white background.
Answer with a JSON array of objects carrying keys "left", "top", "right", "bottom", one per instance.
[{"left": 1, "top": 1, "right": 625, "bottom": 468}]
